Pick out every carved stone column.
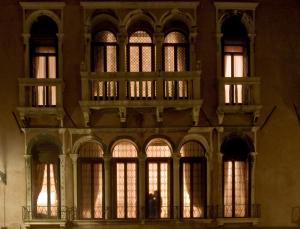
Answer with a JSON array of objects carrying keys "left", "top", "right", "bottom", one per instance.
[
  {"left": 70, "top": 154, "right": 79, "bottom": 209},
  {"left": 172, "top": 152, "right": 180, "bottom": 219},
  {"left": 57, "top": 33, "right": 64, "bottom": 79},
  {"left": 117, "top": 29, "right": 127, "bottom": 72},
  {"left": 22, "top": 33, "right": 30, "bottom": 78},
  {"left": 217, "top": 152, "right": 223, "bottom": 212},
  {"left": 250, "top": 152, "right": 257, "bottom": 206},
  {"left": 104, "top": 154, "right": 111, "bottom": 219},
  {"left": 248, "top": 33, "right": 256, "bottom": 77},
  {"left": 59, "top": 154, "right": 66, "bottom": 219},
  {"left": 24, "top": 154, "right": 32, "bottom": 219},
  {"left": 154, "top": 31, "right": 164, "bottom": 72},
  {"left": 84, "top": 33, "right": 92, "bottom": 73},
  {"left": 189, "top": 28, "right": 197, "bottom": 71},
  {"left": 139, "top": 154, "right": 146, "bottom": 220}
]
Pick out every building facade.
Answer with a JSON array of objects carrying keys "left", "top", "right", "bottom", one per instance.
[{"left": 0, "top": 0, "right": 300, "bottom": 228}]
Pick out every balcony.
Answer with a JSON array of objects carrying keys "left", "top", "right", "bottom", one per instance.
[
  {"left": 79, "top": 71, "right": 202, "bottom": 126},
  {"left": 217, "top": 77, "right": 262, "bottom": 124},
  {"left": 17, "top": 78, "right": 64, "bottom": 126}
]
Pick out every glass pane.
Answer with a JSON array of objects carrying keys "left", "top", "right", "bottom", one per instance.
[
  {"left": 107, "top": 45, "right": 117, "bottom": 72},
  {"left": 234, "top": 161, "right": 247, "bottom": 217},
  {"left": 192, "top": 163, "right": 203, "bottom": 218},
  {"left": 129, "top": 31, "right": 151, "bottom": 43},
  {"left": 94, "top": 164, "right": 103, "bottom": 218},
  {"left": 48, "top": 56, "right": 56, "bottom": 78},
  {"left": 225, "top": 85, "right": 231, "bottom": 104},
  {"left": 164, "top": 32, "right": 186, "bottom": 43},
  {"left": 35, "top": 56, "right": 46, "bottom": 79},
  {"left": 79, "top": 142, "right": 103, "bottom": 158},
  {"left": 113, "top": 141, "right": 137, "bottom": 158},
  {"left": 117, "top": 163, "right": 125, "bottom": 218},
  {"left": 160, "top": 163, "right": 169, "bottom": 218},
  {"left": 95, "top": 46, "right": 105, "bottom": 73},
  {"left": 37, "top": 86, "right": 44, "bottom": 106},
  {"left": 178, "top": 80, "right": 187, "bottom": 98},
  {"left": 234, "top": 84, "right": 243, "bottom": 103},
  {"left": 183, "top": 163, "right": 191, "bottom": 218},
  {"left": 95, "top": 31, "right": 116, "bottom": 42},
  {"left": 224, "top": 55, "right": 232, "bottom": 78},
  {"left": 234, "top": 55, "right": 243, "bottom": 77},
  {"left": 129, "top": 47, "right": 139, "bottom": 72},
  {"left": 177, "top": 47, "right": 186, "bottom": 72},
  {"left": 224, "top": 46, "right": 243, "bottom": 53},
  {"left": 51, "top": 86, "right": 56, "bottom": 106},
  {"left": 127, "top": 163, "right": 137, "bottom": 218},
  {"left": 224, "top": 161, "right": 233, "bottom": 217},
  {"left": 180, "top": 141, "right": 205, "bottom": 157},
  {"left": 81, "top": 163, "right": 92, "bottom": 218},
  {"left": 142, "top": 46, "right": 152, "bottom": 72},
  {"left": 146, "top": 139, "right": 171, "bottom": 157},
  {"left": 37, "top": 165, "right": 48, "bottom": 208},
  {"left": 164, "top": 46, "right": 174, "bottom": 72}
]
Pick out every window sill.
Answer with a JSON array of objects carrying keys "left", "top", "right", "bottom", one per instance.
[
  {"left": 216, "top": 217, "right": 259, "bottom": 226},
  {"left": 24, "top": 219, "right": 67, "bottom": 227}
]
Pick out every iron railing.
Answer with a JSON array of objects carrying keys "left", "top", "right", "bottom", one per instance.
[
  {"left": 214, "top": 204, "right": 261, "bottom": 218},
  {"left": 22, "top": 205, "right": 69, "bottom": 221}
]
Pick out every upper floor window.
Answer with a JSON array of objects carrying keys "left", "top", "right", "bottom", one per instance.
[
  {"left": 77, "top": 142, "right": 104, "bottom": 219},
  {"left": 112, "top": 141, "right": 138, "bottom": 219},
  {"left": 221, "top": 133, "right": 253, "bottom": 218},
  {"left": 31, "top": 142, "right": 60, "bottom": 219},
  {"left": 163, "top": 31, "right": 188, "bottom": 72},
  {"left": 180, "top": 141, "right": 206, "bottom": 218},
  {"left": 146, "top": 138, "right": 172, "bottom": 219},
  {"left": 30, "top": 16, "right": 58, "bottom": 106},
  {"left": 92, "top": 31, "right": 118, "bottom": 73},
  {"left": 127, "top": 30, "right": 154, "bottom": 72},
  {"left": 222, "top": 16, "right": 249, "bottom": 104}
]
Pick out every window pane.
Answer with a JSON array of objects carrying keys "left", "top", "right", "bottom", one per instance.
[
  {"left": 94, "top": 164, "right": 103, "bottom": 218},
  {"left": 81, "top": 163, "right": 92, "bottom": 218},
  {"left": 164, "top": 47, "right": 174, "bottom": 72},
  {"left": 35, "top": 56, "right": 46, "bottom": 79},
  {"left": 225, "top": 85, "right": 231, "bottom": 104},
  {"left": 117, "top": 163, "right": 125, "bottom": 218},
  {"left": 113, "top": 141, "right": 137, "bottom": 158},
  {"left": 95, "top": 31, "right": 116, "bottom": 42},
  {"left": 79, "top": 142, "right": 103, "bottom": 158},
  {"left": 142, "top": 46, "right": 152, "bottom": 72},
  {"left": 160, "top": 163, "right": 169, "bottom": 218},
  {"left": 129, "top": 31, "right": 151, "bottom": 43},
  {"left": 148, "top": 163, "right": 158, "bottom": 195},
  {"left": 48, "top": 56, "right": 56, "bottom": 78},
  {"left": 95, "top": 46, "right": 105, "bottom": 73},
  {"left": 224, "top": 161, "right": 233, "bottom": 217},
  {"left": 183, "top": 163, "right": 191, "bottom": 218},
  {"left": 129, "top": 47, "right": 139, "bottom": 72},
  {"left": 146, "top": 139, "right": 171, "bottom": 157},
  {"left": 127, "top": 163, "right": 137, "bottom": 218},
  {"left": 224, "top": 55, "right": 231, "bottom": 78},
  {"left": 51, "top": 86, "right": 56, "bottom": 106},
  {"left": 233, "top": 55, "right": 243, "bottom": 77},
  {"left": 177, "top": 47, "right": 186, "bottom": 72},
  {"left": 234, "top": 161, "right": 247, "bottom": 217},
  {"left": 192, "top": 163, "right": 203, "bottom": 218},
  {"left": 37, "top": 86, "right": 45, "bottom": 106},
  {"left": 37, "top": 165, "right": 48, "bottom": 208},
  {"left": 180, "top": 141, "right": 205, "bottom": 157},
  {"left": 164, "top": 32, "right": 186, "bottom": 43},
  {"left": 107, "top": 45, "right": 117, "bottom": 72}
]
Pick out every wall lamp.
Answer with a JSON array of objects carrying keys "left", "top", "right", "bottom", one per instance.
[{"left": 0, "top": 171, "right": 6, "bottom": 185}]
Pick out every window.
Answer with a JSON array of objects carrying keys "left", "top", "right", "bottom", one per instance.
[
  {"left": 180, "top": 141, "right": 206, "bottom": 218},
  {"left": 32, "top": 142, "right": 60, "bottom": 218},
  {"left": 221, "top": 134, "right": 252, "bottom": 218},
  {"left": 163, "top": 31, "right": 189, "bottom": 99},
  {"left": 146, "top": 138, "right": 172, "bottom": 219},
  {"left": 127, "top": 30, "right": 154, "bottom": 99},
  {"left": 30, "top": 16, "right": 58, "bottom": 107},
  {"left": 92, "top": 31, "right": 118, "bottom": 98},
  {"left": 222, "top": 15, "right": 249, "bottom": 105},
  {"left": 112, "top": 141, "right": 138, "bottom": 219},
  {"left": 78, "top": 142, "right": 104, "bottom": 219}
]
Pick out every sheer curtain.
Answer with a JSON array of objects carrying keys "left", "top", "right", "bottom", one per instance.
[{"left": 35, "top": 163, "right": 46, "bottom": 215}]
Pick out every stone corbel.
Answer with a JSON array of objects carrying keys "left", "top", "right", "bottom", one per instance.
[
  {"left": 217, "top": 110, "right": 224, "bottom": 125},
  {"left": 82, "top": 107, "right": 90, "bottom": 127},
  {"left": 192, "top": 106, "right": 200, "bottom": 126},
  {"left": 156, "top": 106, "right": 164, "bottom": 123},
  {"left": 119, "top": 107, "right": 127, "bottom": 123},
  {"left": 253, "top": 110, "right": 260, "bottom": 125}
]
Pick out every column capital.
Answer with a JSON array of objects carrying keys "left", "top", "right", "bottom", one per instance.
[
  {"left": 59, "top": 154, "right": 66, "bottom": 161},
  {"left": 217, "top": 152, "right": 223, "bottom": 162},
  {"left": 24, "top": 154, "right": 32, "bottom": 160},
  {"left": 70, "top": 153, "right": 79, "bottom": 163}
]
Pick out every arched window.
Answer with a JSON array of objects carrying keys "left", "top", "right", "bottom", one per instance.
[
  {"left": 92, "top": 30, "right": 118, "bottom": 99},
  {"left": 222, "top": 15, "right": 249, "bottom": 104},
  {"left": 77, "top": 142, "right": 104, "bottom": 219},
  {"left": 30, "top": 15, "right": 58, "bottom": 106},
  {"left": 127, "top": 30, "right": 155, "bottom": 99},
  {"left": 180, "top": 141, "right": 206, "bottom": 218},
  {"left": 221, "top": 133, "right": 253, "bottom": 218},
  {"left": 163, "top": 31, "right": 189, "bottom": 99},
  {"left": 146, "top": 138, "right": 172, "bottom": 219},
  {"left": 112, "top": 140, "right": 138, "bottom": 219},
  {"left": 31, "top": 141, "right": 60, "bottom": 218}
]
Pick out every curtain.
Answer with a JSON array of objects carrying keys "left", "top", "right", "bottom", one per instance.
[
  {"left": 52, "top": 163, "right": 59, "bottom": 216},
  {"left": 93, "top": 163, "right": 102, "bottom": 218},
  {"left": 34, "top": 163, "right": 46, "bottom": 209},
  {"left": 234, "top": 161, "right": 247, "bottom": 217}
]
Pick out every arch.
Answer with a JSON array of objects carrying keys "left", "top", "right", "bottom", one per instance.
[
  {"left": 221, "top": 132, "right": 254, "bottom": 160},
  {"left": 90, "top": 13, "right": 120, "bottom": 35},
  {"left": 24, "top": 10, "right": 62, "bottom": 34},
  {"left": 72, "top": 135, "right": 106, "bottom": 155},
  {"left": 180, "top": 141, "right": 206, "bottom": 158},
  {"left": 109, "top": 137, "right": 140, "bottom": 157},
  {"left": 111, "top": 139, "right": 138, "bottom": 158},
  {"left": 27, "top": 134, "right": 62, "bottom": 156},
  {"left": 123, "top": 9, "right": 156, "bottom": 34},
  {"left": 178, "top": 134, "right": 210, "bottom": 158},
  {"left": 160, "top": 9, "right": 195, "bottom": 32},
  {"left": 145, "top": 137, "right": 173, "bottom": 157}
]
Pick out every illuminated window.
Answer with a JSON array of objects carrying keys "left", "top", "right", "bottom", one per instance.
[
  {"left": 92, "top": 31, "right": 118, "bottom": 99},
  {"left": 221, "top": 133, "right": 252, "bottom": 218},
  {"left": 127, "top": 30, "right": 154, "bottom": 99},
  {"left": 163, "top": 31, "right": 188, "bottom": 98},
  {"left": 30, "top": 16, "right": 58, "bottom": 107},
  {"left": 180, "top": 141, "right": 206, "bottom": 218},
  {"left": 78, "top": 142, "right": 104, "bottom": 219},
  {"left": 112, "top": 141, "right": 138, "bottom": 219},
  {"left": 32, "top": 142, "right": 60, "bottom": 219},
  {"left": 146, "top": 139, "right": 172, "bottom": 219},
  {"left": 222, "top": 15, "right": 249, "bottom": 105}
]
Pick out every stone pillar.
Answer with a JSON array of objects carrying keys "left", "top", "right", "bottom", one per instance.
[
  {"left": 104, "top": 154, "right": 111, "bottom": 219},
  {"left": 248, "top": 34, "right": 256, "bottom": 77},
  {"left": 22, "top": 33, "right": 30, "bottom": 78},
  {"left": 217, "top": 152, "right": 223, "bottom": 217},
  {"left": 189, "top": 28, "right": 197, "bottom": 71},
  {"left": 172, "top": 152, "right": 180, "bottom": 219},
  {"left": 139, "top": 154, "right": 146, "bottom": 220},
  {"left": 117, "top": 30, "right": 127, "bottom": 72},
  {"left": 59, "top": 154, "right": 66, "bottom": 219},
  {"left": 85, "top": 33, "right": 92, "bottom": 73},
  {"left": 216, "top": 33, "right": 223, "bottom": 79},
  {"left": 154, "top": 31, "right": 164, "bottom": 72},
  {"left": 70, "top": 154, "right": 78, "bottom": 209},
  {"left": 24, "top": 154, "right": 32, "bottom": 219},
  {"left": 57, "top": 33, "right": 64, "bottom": 79},
  {"left": 250, "top": 152, "right": 257, "bottom": 207}
]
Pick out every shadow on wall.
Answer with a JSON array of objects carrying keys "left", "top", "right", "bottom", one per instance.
[{"left": 292, "top": 207, "right": 300, "bottom": 225}]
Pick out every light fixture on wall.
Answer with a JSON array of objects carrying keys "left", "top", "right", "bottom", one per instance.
[{"left": 0, "top": 171, "right": 6, "bottom": 185}]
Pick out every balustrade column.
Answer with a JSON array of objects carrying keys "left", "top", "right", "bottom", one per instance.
[
  {"left": 172, "top": 152, "right": 180, "bottom": 219},
  {"left": 24, "top": 154, "right": 32, "bottom": 218},
  {"left": 104, "top": 154, "right": 111, "bottom": 219},
  {"left": 139, "top": 155, "right": 146, "bottom": 220},
  {"left": 70, "top": 154, "right": 78, "bottom": 210}
]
